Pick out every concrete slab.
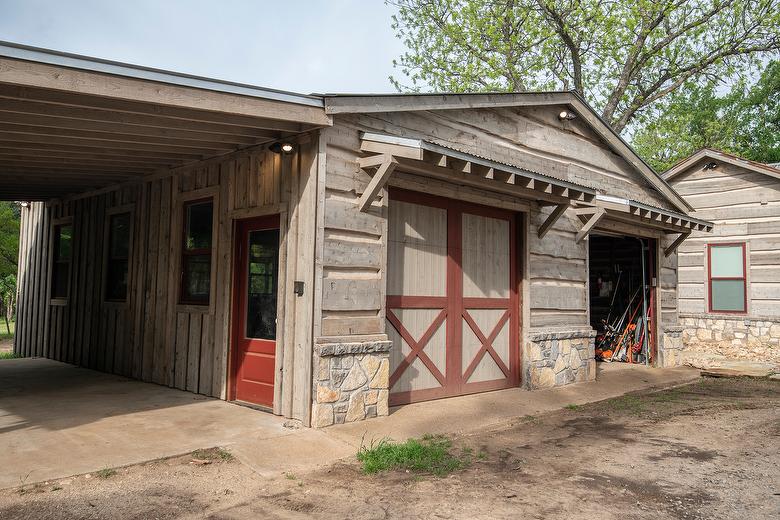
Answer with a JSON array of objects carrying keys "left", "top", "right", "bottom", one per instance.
[
  {"left": 325, "top": 363, "right": 701, "bottom": 447},
  {"left": 0, "top": 358, "right": 293, "bottom": 489}
]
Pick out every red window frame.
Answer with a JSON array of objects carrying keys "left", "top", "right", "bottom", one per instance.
[
  {"left": 707, "top": 242, "right": 747, "bottom": 314},
  {"left": 180, "top": 198, "right": 214, "bottom": 305}
]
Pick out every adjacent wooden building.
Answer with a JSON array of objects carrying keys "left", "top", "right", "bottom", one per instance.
[
  {"left": 663, "top": 149, "right": 780, "bottom": 368},
  {"left": 5, "top": 41, "right": 713, "bottom": 427}
]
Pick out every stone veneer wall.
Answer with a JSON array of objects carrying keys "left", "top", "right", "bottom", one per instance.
[
  {"left": 526, "top": 329, "right": 596, "bottom": 389},
  {"left": 678, "top": 314, "right": 780, "bottom": 367},
  {"left": 310, "top": 341, "right": 391, "bottom": 428},
  {"left": 658, "top": 326, "right": 685, "bottom": 368}
]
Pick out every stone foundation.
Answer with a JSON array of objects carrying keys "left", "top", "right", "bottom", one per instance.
[
  {"left": 310, "top": 341, "right": 391, "bottom": 428},
  {"left": 658, "top": 326, "right": 684, "bottom": 368},
  {"left": 525, "top": 329, "right": 596, "bottom": 389},
  {"left": 678, "top": 314, "right": 780, "bottom": 368}
]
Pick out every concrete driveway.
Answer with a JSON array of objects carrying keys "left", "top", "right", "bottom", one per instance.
[
  {"left": 0, "top": 358, "right": 301, "bottom": 489},
  {"left": 1, "top": 358, "right": 701, "bottom": 490}
]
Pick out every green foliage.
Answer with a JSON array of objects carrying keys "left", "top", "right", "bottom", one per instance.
[
  {"left": 390, "top": 0, "right": 780, "bottom": 132},
  {"left": 0, "top": 351, "right": 18, "bottom": 359},
  {"left": 0, "top": 202, "right": 20, "bottom": 279},
  {"left": 357, "top": 434, "right": 467, "bottom": 476},
  {"left": 95, "top": 468, "right": 117, "bottom": 479},
  {"left": 633, "top": 61, "right": 780, "bottom": 170}
]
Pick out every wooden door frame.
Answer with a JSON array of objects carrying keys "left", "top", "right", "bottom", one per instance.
[
  {"left": 227, "top": 213, "right": 282, "bottom": 405},
  {"left": 387, "top": 188, "right": 522, "bottom": 405}
]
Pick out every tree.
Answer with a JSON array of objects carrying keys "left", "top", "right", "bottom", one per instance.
[
  {"left": 389, "top": 0, "right": 780, "bottom": 133},
  {"left": 633, "top": 60, "right": 780, "bottom": 170},
  {"left": 0, "top": 202, "right": 20, "bottom": 333}
]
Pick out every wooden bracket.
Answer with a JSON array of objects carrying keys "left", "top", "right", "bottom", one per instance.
[
  {"left": 575, "top": 207, "right": 605, "bottom": 243},
  {"left": 537, "top": 203, "right": 568, "bottom": 239},
  {"left": 664, "top": 232, "right": 691, "bottom": 257},
  {"left": 358, "top": 155, "right": 398, "bottom": 212}
]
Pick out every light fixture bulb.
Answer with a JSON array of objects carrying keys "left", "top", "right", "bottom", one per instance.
[
  {"left": 281, "top": 143, "right": 294, "bottom": 153},
  {"left": 558, "top": 110, "right": 577, "bottom": 120}
]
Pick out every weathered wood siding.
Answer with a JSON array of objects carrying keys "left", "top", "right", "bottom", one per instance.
[
  {"left": 319, "top": 106, "right": 678, "bottom": 340},
  {"left": 15, "top": 140, "right": 320, "bottom": 422},
  {"left": 671, "top": 159, "right": 780, "bottom": 317}
]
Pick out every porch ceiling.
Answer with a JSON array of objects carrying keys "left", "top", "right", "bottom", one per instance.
[{"left": 0, "top": 41, "right": 330, "bottom": 201}]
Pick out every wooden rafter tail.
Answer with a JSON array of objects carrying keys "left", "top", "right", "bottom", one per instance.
[
  {"left": 537, "top": 203, "right": 568, "bottom": 239},
  {"left": 575, "top": 207, "right": 605, "bottom": 243},
  {"left": 357, "top": 156, "right": 398, "bottom": 212},
  {"left": 664, "top": 231, "right": 691, "bottom": 257}
]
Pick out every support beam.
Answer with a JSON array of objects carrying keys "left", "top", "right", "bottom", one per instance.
[
  {"left": 664, "top": 232, "right": 691, "bottom": 257},
  {"left": 575, "top": 207, "right": 605, "bottom": 243},
  {"left": 358, "top": 156, "right": 398, "bottom": 212},
  {"left": 537, "top": 203, "right": 568, "bottom": 239}
]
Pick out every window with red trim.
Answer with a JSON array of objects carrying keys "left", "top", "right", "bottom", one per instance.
[
  {"left": 708, "top": 243, "right": 746, "bottom": 313},
  {"left": 180, "top": 199, "right": 213, "bottom": 305}
]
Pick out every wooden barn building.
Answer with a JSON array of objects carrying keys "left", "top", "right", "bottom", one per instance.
[
  {"left": 5, "top": 42, "right": 713, "bottom": 427},
  {"left": 663, "top": 149, "right": 780, "bottom": 369}
]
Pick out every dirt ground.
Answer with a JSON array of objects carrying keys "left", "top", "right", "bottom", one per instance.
[{"left": 1, "top": 377, "right": 778, "bottom": 520}]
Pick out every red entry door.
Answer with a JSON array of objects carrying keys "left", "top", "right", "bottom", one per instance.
[{"left": 231, "top": 215, "right": 280, "bottom": 408}]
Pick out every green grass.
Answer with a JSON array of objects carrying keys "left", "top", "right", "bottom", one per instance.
[
  {"left": 95, "top": 468, "right": 117, "bottom": 479},
  {"left": 0, "top": 320, "right": 15, "bottom": 341},
  {"left": 357, "top": 434, "right": 468, "bottom": 477},
  {"left": 0, "top": 351, "right": 18, "bottom": 359},
  {"left": 564, "top": 404, "right": 580, "bottom": 410},
  {"left": 191, "top": 447, "right": 234, "bottom": 462}
]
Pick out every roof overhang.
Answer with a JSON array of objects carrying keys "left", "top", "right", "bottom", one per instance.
[
  {"left": 325, "top": 91, "right": 692, "bottom": 214},
  {"left": 663, "top": 148, "right": 780, "bottom": 182},
  {"left": 582, "top": 194, "right": 713, "bottom": 234},
  {"left": 0, "top": 40, "right": 331, "bottom": 200},
  {"left": 358, "top": 132, "right": 597, "bottom": 209}
]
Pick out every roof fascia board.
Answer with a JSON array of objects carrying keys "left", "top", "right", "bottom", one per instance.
[
  {"left": 324, "top": 91, "right": 572, "bottom": 114},
  {"left": 0, "top": 48, "right": 331, "bottom": 128},
  {"left": 0, "top": 40, "right": 324, "bottom": 108}
]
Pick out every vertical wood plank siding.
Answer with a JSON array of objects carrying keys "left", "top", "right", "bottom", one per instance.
[
  {"left": 671, "top": 160, "right": 780, "bottom": 316},
  {"left": 14, "top": 142, "right": 320, "bottom": 422}
]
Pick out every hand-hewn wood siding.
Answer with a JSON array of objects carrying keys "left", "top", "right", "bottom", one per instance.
[
  {"left": 14, "top": 140, "right": 320, "bottom": 423},
  {"left": 671, "top": 159, "right": 780, "bottom": 317}
]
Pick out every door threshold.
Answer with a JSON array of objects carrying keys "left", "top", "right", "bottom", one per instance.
[{"left": 231, "top": 400, "right": 273, "bottom": 414}]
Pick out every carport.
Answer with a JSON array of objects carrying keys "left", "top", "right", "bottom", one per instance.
[{"left": 0, "top": 358, "right": 294, "bottom": 489}]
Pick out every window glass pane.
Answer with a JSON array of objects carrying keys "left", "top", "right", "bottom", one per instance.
[
  {"left": 185, "top": 202, "right": 213, "bottom": 250},
  {"left": 53, "top": 262, "right": 69, "bottom": 299},
  {"left": 711, "top": 280, "right": 745, "bottom": 312},
  {"left": 183, "top": 255, "right": 211, "bottom": 302},
  {"left": 246, "top": 229, "right": 279, "bottom": 340},
  {"left": 109, "top": 213, "right": 131, "bottom": 259},
  {"left": 711, "top": 245, "right": 743, "bottom": 277},
  {"left": 57, "top": 225, "right": 73, "bottom": 261},
  {"left": 106, "top": 260, "right": 129, "bottom": 301}
]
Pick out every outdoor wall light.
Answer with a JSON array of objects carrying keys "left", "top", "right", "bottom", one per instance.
[
  {"left": 703, "top": 161, "right": 719, "bottom": 170},
  {"left": 558, "top": 109, "right": 577, "bottom": 121},
  {"left": 269, "top": 142, "right": 294, "bottom": 154}
]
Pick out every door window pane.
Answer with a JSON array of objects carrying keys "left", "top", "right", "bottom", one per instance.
[
  {"left": 246, "top": 229, "right": 279, "bottom": 340},
  {"left": 711, "top": 280, "right": 746, "bottom": 312},
  {"left": 710, "top": 246, "right": 744, "bottom": 277}
]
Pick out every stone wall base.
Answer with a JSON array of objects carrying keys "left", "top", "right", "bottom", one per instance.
[
  {"left": 311, "top": 341, "right": 391, "bottom": 428},
  {"left": 678, "top": 315, "right": 780, "bottom": 368},
  {"left": 526, "top": 329, "right": 596, "bottom": 389}
]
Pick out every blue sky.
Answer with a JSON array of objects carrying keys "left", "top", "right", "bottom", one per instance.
[{"left": 0, "top": 0, "right": 405, "bottom": 94}]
